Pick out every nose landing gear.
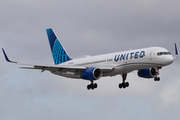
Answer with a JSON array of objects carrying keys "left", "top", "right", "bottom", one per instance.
[
  {"left": 154, "top": 77, "right": 160, "bottom": 81},
  {"left": 154, "top": 67, "right": 161, "bottom": 81}
]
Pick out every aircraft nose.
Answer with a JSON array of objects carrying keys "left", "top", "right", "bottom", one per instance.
[{"left": 166, "top": 55, "right": 174, "bottom": 65}]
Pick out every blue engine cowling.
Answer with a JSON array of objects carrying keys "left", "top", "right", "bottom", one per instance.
[
  {"left": 138, "top": 68, "right": 157, "bottom": 78},
  {"left": 82, "top": 68, "right": 102, "bottom": 81}
]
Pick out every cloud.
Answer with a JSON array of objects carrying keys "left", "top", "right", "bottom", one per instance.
[
  {"left": 160, "top": 79, "right": 180, "bottom": 105},
  {"left": 159, "top": 66, "right": 180, "bottom": 106}
]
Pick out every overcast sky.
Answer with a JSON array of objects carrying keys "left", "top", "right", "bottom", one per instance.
[{"left": 1, "top": 0, "right": 180, "bottom": 120}]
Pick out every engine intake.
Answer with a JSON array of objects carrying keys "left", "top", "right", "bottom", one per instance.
[
  {"left": 82, "top": 68, "right": 102, "bottom": 80},
  {"left": 138, "top": 68, "right": 157, "bottom": 78}
]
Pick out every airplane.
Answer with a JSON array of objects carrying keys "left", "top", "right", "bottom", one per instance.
[{"left": 2, "top": 28, "right": 179, "bottom": 90}]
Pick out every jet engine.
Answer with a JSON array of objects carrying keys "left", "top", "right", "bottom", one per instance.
[
  {"left": 82, "top": 68, "right": 102, "bottom": 80},
  {"left": 138, "top": 68, "right": 158, "bottom": 78}
]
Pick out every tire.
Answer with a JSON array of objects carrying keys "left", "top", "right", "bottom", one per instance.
[
  {"left": 122, "top": 82, "right": 126, "bottom": 88},
  {"left": 126, "top": 82, "right": 129, "bottom": 87},
  {"left": 119, "top": 83, "right": 122, "bottom": 89},
  {"left": 87, "top": 85, "right": 91, "bottom": 90},
  {"left": 90, "top": 84, "right": 94, "bottom": 90},
  {"left": 94, "top": 83, "right": 98, "bottom": 88}
]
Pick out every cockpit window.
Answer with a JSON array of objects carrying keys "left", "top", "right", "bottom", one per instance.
[{"left": 157, "top": 52, "right": 171, "bottom": 56}]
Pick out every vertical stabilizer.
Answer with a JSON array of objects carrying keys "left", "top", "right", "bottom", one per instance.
[
  {"left": 174, "top": 43, "right": 179, "bottom": 60},
  {"left": 46, "top": 28, "right": 72, "bottom": 64}
]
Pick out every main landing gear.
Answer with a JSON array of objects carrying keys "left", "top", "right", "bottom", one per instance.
[
  {"left": 119, "top": 73, "right": 129, "bottom": 89},
  {"left": 87, "top": 81, "right": 98, "bottom": 90}
]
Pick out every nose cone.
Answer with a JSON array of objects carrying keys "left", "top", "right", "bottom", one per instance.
[{"left": 165, "top": 55, "right": 174, "bottom": 65}]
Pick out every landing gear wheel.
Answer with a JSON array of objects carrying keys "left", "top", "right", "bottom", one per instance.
[
  {"left": 87, "top": 82, "right": 98, "bottom": 90},
  {"left": 87, "top": 85, "right": 91, "bottom": 90},
  {"left": 119, "top": 83, "right": 122, "bottom": 89},
  {"left": 122, "top": 82, "right": 126, "bottom": 88},
  {"left": 154, "top": 77, "right": 160, "bottom": 81},
  {"left": 126, "top": 82, "right": 129, "bottom": 87},
  {"left": 94, "top": 83, "right": 97, "bottom": 88},
  {"left": 90, "top": 83, "right": 94, "bottom": 90},
  {"left": 119, "top": 82, "right": 129, "bottom": 89}
]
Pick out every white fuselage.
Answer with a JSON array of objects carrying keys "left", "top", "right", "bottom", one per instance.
[{"left": 53, "top": 47, "right": 174, "bottom": 79}]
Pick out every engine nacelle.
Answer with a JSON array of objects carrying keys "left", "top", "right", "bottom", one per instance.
[
  {"left": 138, "top": 68, "right": 157, "bottom": 78},
  {"left": 82, "top": 68, "right": 102, "bottom": 80}
]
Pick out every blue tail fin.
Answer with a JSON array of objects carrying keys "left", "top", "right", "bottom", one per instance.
[
  {"left": 46, "top": 28, "right": 72, "bottom": 64},
  {"left": 174, "top": 43, "right": 179, "bottom": 60},
  {"left": 175, "top": 43, "right": 179, "bottom": 55}
]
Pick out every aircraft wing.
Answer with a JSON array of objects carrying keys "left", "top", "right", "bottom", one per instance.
[
  {"left": 2, "top": 48, "right": 113, "bottom": 72},
  {"left": 20, "top": 64, "right": 113, "bottom": 73}
]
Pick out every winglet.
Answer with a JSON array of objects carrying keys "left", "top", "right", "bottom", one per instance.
[
  {"left": 174, "top": 43, "right": 179, "bottom": 60},
  {"left": 2, "top": 48, "right": 17, "bottom": 63}
]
